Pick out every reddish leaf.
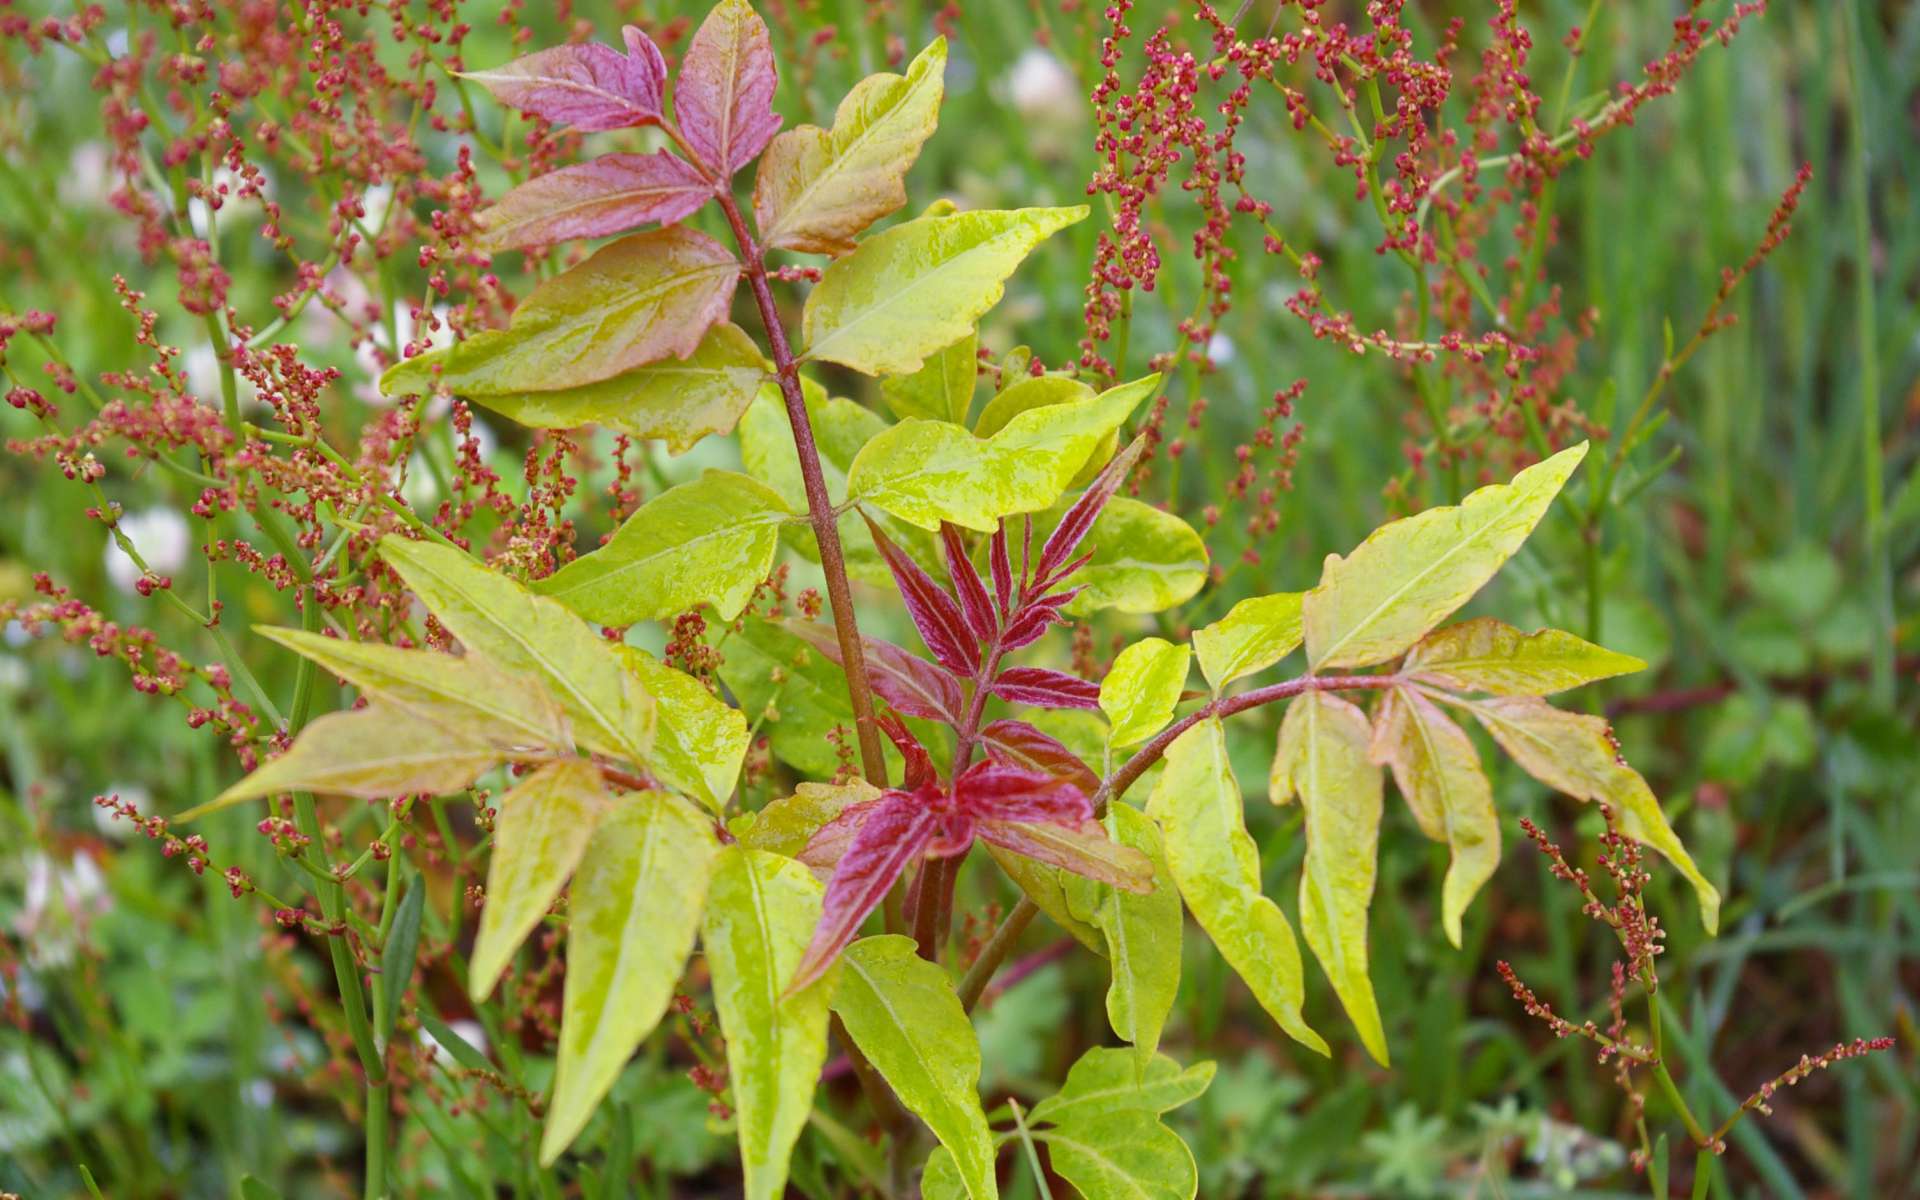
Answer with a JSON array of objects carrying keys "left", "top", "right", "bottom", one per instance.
[
  {"left": 976, "top": 818, "right": 1154, "bottom": 892},
  {"left": 790, "top": 791, "right": 940, "bottom": 991},
  {"left": 795, "top": 798, "right": 881, "bottom": 872},
  {"left": 474, "top": 151, "right": 711, "bottom": 251},
  {"left": 989, "top": 524, "right": 1014, "bottom": 618},
  {"left": 675, "top": 0, "right": 782, "bottom": 176},
  {"left": 979, "top": 719, "right": 1099, "bottom": 797},
  {"left": 990, "top": 666, "right": 1101, "bottom": 711},
  {"left": 942, "top": 524, "right": 997, "bottom": 646},
  {"left": 783, "top": 620, "right": 964, "bottom": 723},
  {"left": 1001, "top": 590, "right": 1077, "bottom": 651},
  {"left": 1037, "top": 434, "right": 1145, "bottom": 580},
  {"left": 875, "top": 712, "right": 935, "bottom": 790},
  {"left": 955, "top": 758, "right": 1092, "bottom": 824},
  {"left": 462, "top": 29, "right": 668, "bottom": 132},
  {"left": 864, "top": 513, "right": 978, "bottom": 676}
]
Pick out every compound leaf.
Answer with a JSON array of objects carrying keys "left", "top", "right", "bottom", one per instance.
[
  {"left": 1191, "top": 593, "right": 1303, "bottom": 692},
  {"left": 469, "top": 759, "right": 609, "bottom": 1001},
  {"left": 1404, "top": 618, "right": 1646, "bottom": 696},
  {"left": 1368, "top": 687, "right": 1496, "bottom": 948},
  {"left": 1100, "top": 639, "right": 1190, "bottom": 749}
]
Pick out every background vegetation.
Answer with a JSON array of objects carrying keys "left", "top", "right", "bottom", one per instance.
[{"left": 1, "top": 0, "right": 1915, "bottom": 1196}]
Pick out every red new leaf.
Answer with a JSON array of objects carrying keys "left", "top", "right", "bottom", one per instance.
[
  {"left": 1037, "top": 433, "right": 1145, "bottom": 581},
  {"left": 941, "top": 524, "right": 997, "bottom": 646},
  {"left": 976, "top": 818, "right": 1155, "bottom": 892},
  {"left": 1001, "top": 590, "right": 1078, "bottom": 651},
  {"left": 990, "top": 666, "right": 1101, "bottom": 711},
  {"left": 875, "top": 712, "right": 934, "bottom": 790},
  {"left": 474, "top": 151, "right": 711, "bottom": 251},
  {"left": 795, "top": 798, "right": 880, "bottom": 873},
  {"left": 675, "top": 0, "right": 783, "bottom": 177},
  {"left": 462, "top": 28, "right": 668, "bottom": 132},
  {"left": 865, "top": 514, "right": 978, "bottom": 676},
  {"left": 790, "top": 791, "right": 940, "bottom": 991},
  {"left": 989, "top": 523, "right": 1014, "bottom": 617},
  {"left": 979, "top": 719, "right": 1099, "bottom": 797},
  {"left": 955, "top": 758, "right": 1092, "bottom": 824},
  {"left": 783, "top": 620, "right": 965, "bottom": 723}
]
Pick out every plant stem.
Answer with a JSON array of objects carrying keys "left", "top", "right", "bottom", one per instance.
[
  {"left": 1008, "top": 1099, "right": 1056, "bottom": 1200},
  {"left": 958, "top": 896, "right": 1039, "bottom": 1012},
  {"left": 714, "top": 190, "right": 890, "bottom": 786}
]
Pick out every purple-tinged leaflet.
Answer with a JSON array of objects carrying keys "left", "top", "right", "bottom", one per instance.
[
  {"left": 979, "top": 719, "right": 1100, "bottom": 797},
  {"left": 864, "top": 514, "right": 978, "bottom": 676},
  {"left": 1037, "top": 434, "right": 1145, "bottom": 581},
  {"left": 475, "top": 152, "right": 711, "bottom": 252},
  {"left": 783, "top": 620, "right": 965, "bottom": 723},
  {"left": 675, "top": 0, "right": 783, "bottom": 177},
  {"left": 990, "top": 666, "right": 1102, "bottom": 711},
  {"left": 461, "top": 27, "right": 668, "bottom": 132},
  {"left": 790, "top": 791, "right": 940, "bottom": 992},
  {"left": 989, "top": 524, "right": 1014, "bottom": 618},
  {"left": 942, "top": 524, "right": 998, "bottom": 645}
]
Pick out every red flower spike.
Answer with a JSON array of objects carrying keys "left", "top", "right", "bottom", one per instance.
[
  {"left": 954, "top": 759, "right": 1092, "bottom": 824},
  {"left": 790, "top": 792, "right": 941, "bottom": 993},
  {"left": 463, "top": 32, "right": 667, "bottom": 132},
  {"left": 1038, "top": 434, "right": 1145, "bottom": 581},
  {"left": 989, "top": 524, "right": 1014, "bottom": 617},
  {"left": 863, "top": 513, "right": 979, "bottom": 676},
  {"left": 941, "top": 524, "right": 997, "bottom": 645},
  {"left": 980, "top": 719, "right": 1100, "bottom": 797},
  {"left": 782, "top": 621, "right": 965, "bottom": 723},
  {"left": 876, "top": 712, "right": 935, "bottom": 790},
  {"left": 990, "top": 666, "right": 1102, "bottom": 711}
]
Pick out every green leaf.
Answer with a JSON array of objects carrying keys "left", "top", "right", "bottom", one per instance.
[
  {"left": 802, "top": 206, "right": 1087, "bottom": 376},
  {"left": 190, "top": 703, "right": 509, "bottom": 819},
  {"left": 738, "top": 382, "right": 941, "bottom": 584},
  {"left": 974, "top": 373, "right": 1123, "bottom": 490},
  {"left": 1465, "top": 696, "right": 1720, "bottom": 932},
  {"left": 376, "top": 874, "right": 426, "bottom": 1047},
  {"left": 1059, "top": 497, "right": 1207, "bottom": 617},
  {"left": 880, "top": 331, "right": 976, "bottom": 425},
  {"left": 716, "top": 616, "right": 859, "bottom": 778},
  {"left": 1100, "top": 639, "right": 1190, "bottom": 749},
  {"left": 1368, "top": 688, "right": 1496, "bottom": 948},
  {"left": 920, "top": 1147, "right": 971, "bottom": 1200},
  {"left": 1191, "top": 593, "right": 1304, "bottom": 692},
  {"left": 832, "top": 936, "right": 999, "bottom": 1200},
  {"left": 753, "top": 39, "right": 947, "bottom": 255},
  {"left": 379, "top": 536, "right": 657, "bottom": 766},
  {"left": 1038, "top": 1110, "right": 1198, "bottom": 1200},
  {"left": 534, "top": 470, "right": 789, "bottom": 625},
  {"left": 985, "top": 843, "right": 1107, "bottom": 953},
  {"left": 543, "top": 790, "right": 717, "bottom": 1163},
  {"left": 469, "top": 759, "right": 609, "bottom": 1001},
  {"left": 704, "top": 846, "right": 838, "bottom": 1200},
  {"left": 380, "top": 226, "right": 739, "bottom": 395},
  {"left": 1403, "top": 618, "right": 1645, "bottom": 696},
  {"left": 463, "top": 321, "right": 768, "bottom": 454},
  {"left": 1028, "top": 1047, "right": 1214, "bottom": 1127},
  {"left": 1070, "top": 807, "right": 1182, "bottom": 1071},
  {"left": 1303, "top": 443, "right": 1588, "bottom": 670},
  {"left": 846, "top": 376, "right": 1153, "bottom": 532},
  {"left": 1271, "top": 691, "right": 1389, "bottom": 1066},
  {"left": 417, "top": 1010, "right": 493, "bottom": 1072},
  {"left": 1144, "top": 720, "right": 1326, "bottom": 1056},
  {"left": 613, "top": 646, "right": 749, "bottom": 814},
  {"left": 254, "top": 626, "right": 571, "bottom": 750},
  {"left": 739, "top": 780, "right": 880, "bottom": 857}
]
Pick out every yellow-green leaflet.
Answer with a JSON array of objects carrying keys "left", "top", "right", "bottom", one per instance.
[
  {"left": 378, "top": 537, "right": 657, "bottom": 767},
  {"left": 613, "top": 646, "right": 748, "bottom": 815},
  {"left": 1036, "top": 1109, "right": 1198, "bottom": 1200},
  {"left": 739, "top": 780, "right": 880, "bottom": 858},
  {"left": 1271, "top": 691, "right": 1389, "bottom": 1066},
  {"left": 254, "top": 626, "right": 570, "bottom": 750},
  {"left": 753, "top": 39, "right": 946, "bottom": 254},
  {"left": 1027, "top": 1048, "right": 1215, "bottom": 1126},
  {"left": 189, "top": 703, "right": 511, "bottom": 820},
  {"left": 704, "top": 846, "right": 837, "bottom": 1200},
  {"left": 1144, "top": 720, "right": 1327, "bottom": 1056},
  {"left": 974, "top": 374, "right": 1115, "bottom": 489},
  {"left": 801, "top": 206, "right": 1086, "bottom": 376},
  {"left": 464, "top": 322, "right": 769, "bottom": 455},
  {"left": 845, "top": 375, "right": 1153, "bottom": 532},
  {"left": 832, "top": 937, "right": 998, "bottom": 1200},
  {"left": 1368, "top": 688, "right": 1497, "bottom": 949},
  {"left": 468, "top": 759, "right": 608, "bottom": 1001},
  {"left": 1100, "top": 639, "right": 1190, "bottom": 749},
  {"left": 880, "top": 331, "right": 976, "bottom": 425},
  {"left": 1069, "top": 806, "right": 1183, "bottom": 1073},
  {"left": 1303, "top": 442, "right": 1588, "bottom": 670},
  {"left": 1404, "top": 617, "right": 1646, "bottom": 696},
  {"left": 1058, "top": 497, "right": 1207, "bottom": 617},
  {"left": 542, "top": 790, "right": 716, "bottom": 1163},
  {"left": 1191, "top": 592, "right": 1304, "bottom": 691},
  {"left": 738, "top": 382, "right": 941, "bottom": 584},
  {"left": 1466, "top": 695, "right": 1721, "bottom": 932},
  {"left": 534, "top": 470, "right": 789, "bottom": 625},
  {"left": 985, "top": 843, "right": 1106, "bottom": 953},
  {"left": 379, "top": 226, "right": 738, "bottom": 395}
]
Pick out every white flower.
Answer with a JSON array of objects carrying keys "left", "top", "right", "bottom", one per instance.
[
  {"left": 1206, "top": 332, "right": 1236, "bottom": 364},
  {"left": 15, "top": 851, "right": 111, "bottom": 969},
  {"left": 104, "top": 507, "right": 192, "bottom": 594},
  {"left": 58, "top": 143, "right": 113, "bottom": 211},
  {"left": 1008, "top": 49, "right": 1079, "bottom": 120}
]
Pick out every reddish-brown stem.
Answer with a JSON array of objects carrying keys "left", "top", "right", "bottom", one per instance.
[
  {"left": 912, "top": 638, "right": 1007, "bottom": 961},
  {"left": 714, "top": 190, "right": 889, "bottom": 787},
  {"left": 1092, "top": 673, "right": 1399, "bottom": 811}
]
